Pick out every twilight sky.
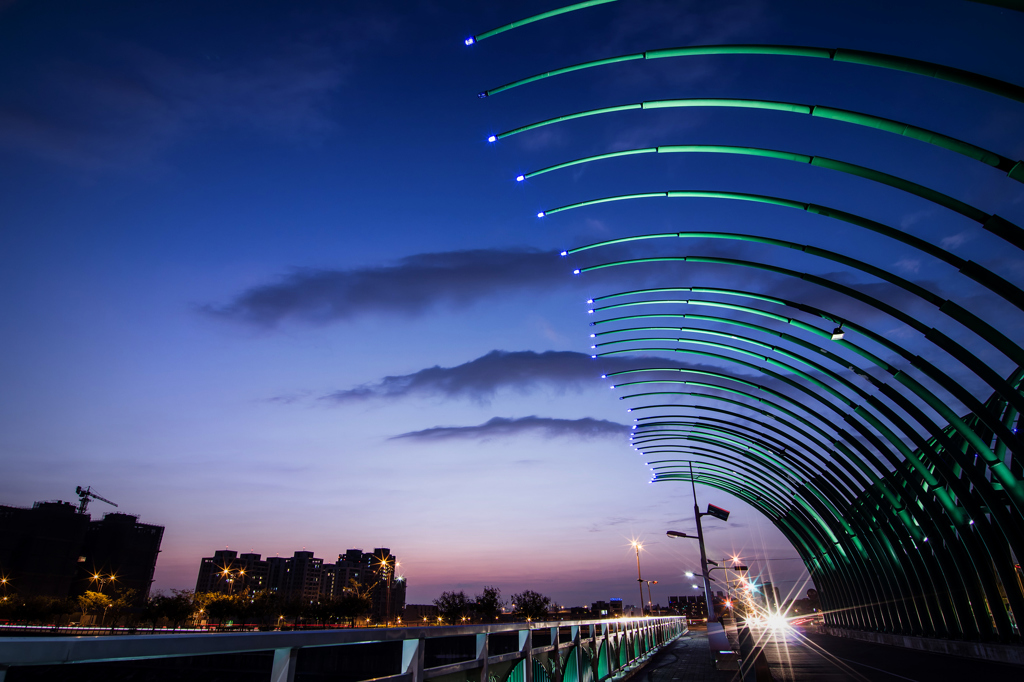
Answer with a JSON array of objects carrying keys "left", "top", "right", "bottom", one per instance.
[{"left": 2, "top": 0, "right": 1022, "bottom": 609}]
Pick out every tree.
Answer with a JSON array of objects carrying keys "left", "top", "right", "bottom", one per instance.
[
  {"left": 510, "top": 590, "right": 551, "bottom": 621},
  {"left": 245, "top": 590, "right": 283, "bottom": 629},
  {"left": 78, "top": 591, "right": 112, "bottom": 626},
  {"left": 474, "top": 586, "right": 505, "bottom": 622},
  {"left": 433, "top": 590, "right": 470, "bottom": 624},
  {"left": 160, "top": 590, "right": 199, "bottom": 629},
  {"left": 204, "top": 592, "right": 239, "bottom": 626},
  {"left": 106, "top": 588, "right": 138, "bottom": 629},
  {"left": 336, "top": 580, "right": 373, "bottom": 627}
]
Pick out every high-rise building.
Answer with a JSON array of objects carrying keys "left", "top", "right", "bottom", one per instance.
[
  {"left": 0, "top": 501, "right": 89, "bottom": 599},
  {"left": 0, "top": 499, "right": 163, "bottom": 604},
  {"left": 193, "top": 546, "right": 407, "bottom": 619},
  {"left": 73, "top": 512, "right": 163, "bottom": 605},
  {"left": 195, "top": 550, "right": 268, "bottom": 595}
]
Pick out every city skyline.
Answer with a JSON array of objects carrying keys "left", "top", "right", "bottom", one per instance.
[{"left": 2, "top": 0, "right": 1021, "bottom": 610}]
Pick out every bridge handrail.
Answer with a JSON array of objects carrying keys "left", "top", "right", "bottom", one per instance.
[{"left": 0, "top": 616, "right": 687, "bottom": 682}]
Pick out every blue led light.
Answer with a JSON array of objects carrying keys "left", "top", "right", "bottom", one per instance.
[
  {"left": 477, "top": 92, "right": 488, "bottom": 99},
  {"left": 586, "top": 299, "right": 593, "bottom": 304},
  {"left": 487, "top": 135, "right": 497, "bottom": 143},
  {"left": 600, "top": 374, "right": 606, "bottom": 378},
  {"left": 516, "top": 175, "right": 525, "bottom": 182},
  {"left": 591, "top": 355, "right": 596, "bottom": 359},
  {"left": 537, "top": 211, "right": 545, "bottom": 218},
  {"left": 590, "top": 333, "right": 595, "bottom": 338},
  {"left": 464, "top": 36, "right": 475, "bottom": 45},
  {"left": 587, "top": 309, "right": 594, "bottom": 314},
  {"left": 573, "top": 269, "right": 580, "bottom": 274},
  {"left": 559, "top": 250, "right": 567, "bottom": 257}
]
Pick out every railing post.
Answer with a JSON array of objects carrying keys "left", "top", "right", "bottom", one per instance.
[
  {"left": 520, "top": 627, "right": 533, "bottom": 682},
  {"left": 476, "top": 633, "right": 489, "bottom": 682},
  {"left": 404, "top": 636, "right": 425, "bottom": 682},
  {"left": 550, "top": 626, "right": 561, "bottom": 682},
  {"left": 571, "top": 625, "right": 582, "bottom": 682},
  {"left": 270, "top": 647, "right": 298, "bottom": 682}
]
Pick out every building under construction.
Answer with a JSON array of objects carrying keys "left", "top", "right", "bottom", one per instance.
[{"left": 0, "top": 490, "right": 163, "bottom": 605}]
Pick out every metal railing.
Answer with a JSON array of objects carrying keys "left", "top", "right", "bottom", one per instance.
[{"left": 0, "top": 616, "right": 686, "bottom": 682}]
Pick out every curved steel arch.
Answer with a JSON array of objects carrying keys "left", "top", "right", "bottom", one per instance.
[
  {"left": 608, "top": 325, "right": 1024, "bottom": 615},
  {"left": 494, "top": 98, "right": 1024, "bottom": 184},
  {"left": 616, "top": 365, "right": 1021, "bottom": 634},
  {"left": 468, "top": 1, "right": 1024, "bottom": 46},
  {"left": 531, "top": 146, "right": 1024, "bottom": 259},
  {"left": 469, "top": 0, "right": 1024, "bottom": 642},
  {"left": 545, "top": 185, "right": 1023, "bottom": 253},
  {"left": 578, "top": 253, "right": 1024, "bottom": 416},
  {"left": 575, "top": 229, "right": 1024, "bottom": 448},
  {"left": 588, "top": 286, "right": 1024, "bottom": 455},
  {"left": 481, "top": 44, "right": 1024, "bottom": 104},
  {"left": 466, "top": 0, "right": 615, "bottom": 44}
]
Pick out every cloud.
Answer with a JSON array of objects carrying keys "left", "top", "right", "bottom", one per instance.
[
  {"left": 940, "top": 231, "right": 973, "bottom": 250},
  {"left": 893, "top": 258, "right": 921, "bottom": 274},
  {"left": 205, "top": 249, "right": 569, "bottom": 327},
  {"left": 389, "top": 415, "right": 630, "bottom": 442},
  {"left": 322, "top": 349, "right": 721, "bottom": 403}
]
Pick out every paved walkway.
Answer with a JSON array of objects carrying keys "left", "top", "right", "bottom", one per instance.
[
  {"left": 637, "top": 624, "right": 1024, "bottom": 682},
  {"left": 631, "top": 627, "right": 733, "bottom": 682}
]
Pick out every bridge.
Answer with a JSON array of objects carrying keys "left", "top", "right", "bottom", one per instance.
[{"left": 3, "top": 0, "right": 1023, "bottom": 679}]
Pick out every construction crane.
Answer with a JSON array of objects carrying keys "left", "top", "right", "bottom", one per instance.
[{"left": 75, "top": 486, "right": 118, "bottom": 515}]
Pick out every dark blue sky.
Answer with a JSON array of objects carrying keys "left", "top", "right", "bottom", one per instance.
[{"left": 1, "top": 0, "right": 1021, "bottom": 607}]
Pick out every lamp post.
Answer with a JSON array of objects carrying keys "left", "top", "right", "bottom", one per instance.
[
  {"left": 631, "top": 541, "right": 645, "bottom": 616},
  {"left": 666, "top": 462, "right": 731, "bottom": 623},
  {"left": 219, "top": 568, "right": 245, "bottom": 595},
  {"left": 645, "top": 580, "right": 658, "bottom": 615},
  {"left": 91, "top": 572, "right": 116, "bottom": 594}
]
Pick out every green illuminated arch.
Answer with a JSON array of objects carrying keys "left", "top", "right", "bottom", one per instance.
[{"left": 495, "top": 99, "right": 1023, "bottom": 185}]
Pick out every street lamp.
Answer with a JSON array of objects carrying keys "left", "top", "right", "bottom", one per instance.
[
  {"left": 665, "top": 462, "right": 731, "bottom": 623},
  {"left": 630, "top": 540, "right": 646, "bottom": 616},
  {"left": 645, "top": 580, "right": 658, "bottom": 614},
  {"left": 219, "top": 567, "right": 245, "bottom": 595},
  {"left": 90, "top": 572, "right": 116, "bottom": 594}
]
